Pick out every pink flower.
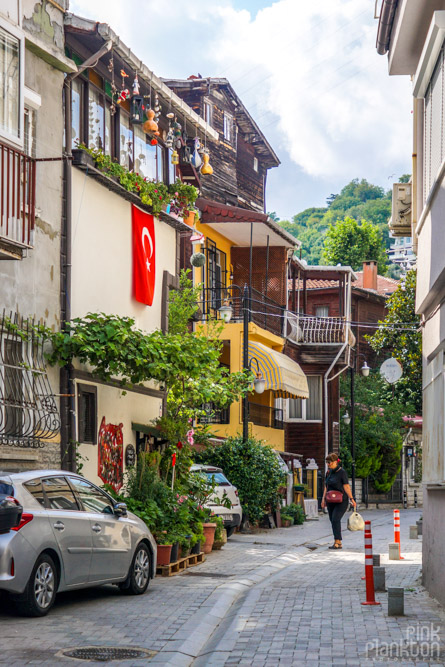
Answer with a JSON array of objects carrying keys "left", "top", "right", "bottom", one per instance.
[{"left": 186, "top": 428, "right": 195, "bottom": 445}]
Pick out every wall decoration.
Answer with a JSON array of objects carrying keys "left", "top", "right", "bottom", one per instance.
[
  {"left": 130, "top": 74, "right": 144, "bottom": 124},
  {"left": 191, "top": 137, "right": 202, "bottom": 169},
  {"left": 200, "top": 152, "right": 213, "bottom": 175},
  {"left": 97, "top": 417, "right": 124, "bottom": 492},
  {"left": 125, "top": 443, "right": 136, "bottom": 468}
]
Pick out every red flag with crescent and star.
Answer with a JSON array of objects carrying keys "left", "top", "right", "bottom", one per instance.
[{"left": 132, "top": 205, "right": 156, "bottom": 306}]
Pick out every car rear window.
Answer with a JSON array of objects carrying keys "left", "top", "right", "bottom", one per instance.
[
  {"left": 42, "top": 477, "right": 79, "bottom": 511},
  {"left": 0, "top": 480, "right": 14, "bottom": 496},
  {"left": 23, "top": 478, "right": 46, "bottom": 507},
  {"left": 204, "top": 472, "right": 230, "bottom": 486}
]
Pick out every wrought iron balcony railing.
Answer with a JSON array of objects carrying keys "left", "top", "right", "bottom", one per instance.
[
  {"left": 0, "top": 140, "right": 36, "bottom": 258},
  {"left": 285, "top": 311, "right": 347, "bottom": 345},
  {"left": 248, "top": 402, "right": 284, "bottom": 430}
]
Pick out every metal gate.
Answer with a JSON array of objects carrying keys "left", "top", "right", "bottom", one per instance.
[{"left": 363, "top": 457, "right": 403, "bottom": 505}]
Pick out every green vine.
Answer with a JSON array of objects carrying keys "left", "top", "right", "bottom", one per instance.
[{"left": 76, "top": 144, "right": 198, "bottom": 218}]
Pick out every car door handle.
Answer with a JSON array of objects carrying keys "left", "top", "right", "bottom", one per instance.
[
  {"left": 53, "top": 521, "right": 65, "bottom": 531},
  {"left": 92, "top": 523, "right": 102, "bottom": 533}
]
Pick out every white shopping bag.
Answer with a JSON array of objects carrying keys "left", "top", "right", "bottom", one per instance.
[{"left": 347, "top": 511, "right": 365, "bottom": 531}]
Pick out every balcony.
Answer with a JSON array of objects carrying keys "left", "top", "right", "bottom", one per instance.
[
  {"left": 0, "top": 140, "right": 36, "bottom": 259},
  {"left": 285, "top": 311, "right": 348, "bottom": 346},
  {"left": 248, "top": 402, "right": 283, "bottom": 430}
]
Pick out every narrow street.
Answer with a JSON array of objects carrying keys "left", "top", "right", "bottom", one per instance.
[{"left": 1, "top": 508, "right": 444, "bottom": 666}]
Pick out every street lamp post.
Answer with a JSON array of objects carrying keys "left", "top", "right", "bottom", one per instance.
[
  {"left": 342, "top": 357, "right": 371, "bottom": 500},
  {"left": 243, "top": 284, "right": 250, "bottom": 442}
]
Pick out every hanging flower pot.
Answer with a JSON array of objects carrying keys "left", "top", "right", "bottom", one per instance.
[{"left": 190, "top": 252, "right": 206, "bottom": 267}]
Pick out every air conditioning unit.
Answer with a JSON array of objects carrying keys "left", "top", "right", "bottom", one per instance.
[{"left": 390, "top": 183, "right": 412, "bottom": 237}]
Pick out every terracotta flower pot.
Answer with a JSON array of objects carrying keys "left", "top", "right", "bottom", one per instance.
[
  {"left": 202, "top": 523, "right": 217, "bottom": 554},
  {"left": 157, "top": 544, "right": 172, "bottom": 566}
]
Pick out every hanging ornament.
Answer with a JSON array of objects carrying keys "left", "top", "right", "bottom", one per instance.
[
  {"left": 150, "top": 137, "right": 158, "bottom": 146},
  {"left": 120, "top": 69, "right": 129, "bottom": 87},
  {"left": 166, "top": 112, "right": 175, "bottom": 119},
  {"left": 165, "top": 126, "right": 174, "bottom": 149},
  {"left": 154, "top": 92, "right": 161, "bottom": 124},
  {"left": 190, "top": 252, "right": 206, "bottom": 267},
  {"left": 191, "top": 137, "right": 202, "bottom": 169},
  {"left": 200, "top": 152, "right": 213, "bottom": 175},
  {"left": 108, "top": 56, "right": 117, "bottom": 115},
  {"left": 173, "top": 118, "right": 182, "bottom": 138},
  {"left": 171, "top": 150, "right": 179, "bottom": 165},
  {"left": 181, "top": 145, "right": 191, "bottom": 164},
  {"left": 142, "top": 108, "right": 158, "bottom": 133},
  {"left": 117, "top": 88, "right": 130, "bottom": 104},
  {"left": 130, "top": 73, "right": 144, "bottom": 124}
]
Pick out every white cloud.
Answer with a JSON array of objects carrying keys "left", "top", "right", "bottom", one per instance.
[{"left": 69, "top": 0, "right": 412, "bottom": 191}]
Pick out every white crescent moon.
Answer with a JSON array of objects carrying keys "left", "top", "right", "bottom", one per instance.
[{"left": 141, "top": 227, "right": 154, "bottom": 258}]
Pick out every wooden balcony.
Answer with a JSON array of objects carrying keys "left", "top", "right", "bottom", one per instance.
[
  {"left": 285, "top": 311, "right": 348, "bottom": 346},
  {"left": 0, "top": 140, "right": 36, "bottom": 259}
]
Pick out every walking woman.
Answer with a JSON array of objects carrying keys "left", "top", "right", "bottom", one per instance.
[{"left": 321, "top": 453, "right": 356, "bottom": 550}]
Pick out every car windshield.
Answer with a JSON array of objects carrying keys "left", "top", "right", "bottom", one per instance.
[{"left": 204, "top": 471, "right": 230, "bottom": 486}]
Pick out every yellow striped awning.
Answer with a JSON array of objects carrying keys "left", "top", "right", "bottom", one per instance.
[{"left": 248, "top": 342, "right": 309, "bottom": 399}]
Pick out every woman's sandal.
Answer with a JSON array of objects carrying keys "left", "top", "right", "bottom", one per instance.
[{"left": 328, "top": 543, "right": 342, "bottom": 550}]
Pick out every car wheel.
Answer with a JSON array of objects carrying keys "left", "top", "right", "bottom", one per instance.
[
  {"left": 226, "top": 526, "right": 235, "bottom": 538},
  {"left": 120, "top": 543, "right": 150, "bottom": 595},
  {"left": 14, "top": 553, "right": 57, "bottom": 617}
]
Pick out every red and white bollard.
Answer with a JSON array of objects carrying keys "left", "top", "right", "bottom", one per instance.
[
  {"left": 394, "top": 509, "right": 404, "bottom": 560},
  {"left": 361, "top": 521, "right": 380, "bottom": 606},
  {"left": 361, "top": 520, "right": 372, "bottom": 580}
]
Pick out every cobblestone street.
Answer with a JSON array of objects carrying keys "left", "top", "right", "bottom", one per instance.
[{"left": 1, "top": 508, "right": 444, "bottom": 666}]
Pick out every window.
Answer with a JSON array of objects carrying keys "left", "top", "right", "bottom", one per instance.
[
  {"left": 315, "top": 306, "right": 329, "bottom": 318},
  {"left": 253, "top": 156, "right": 258, "bottom": 172},
  {"left": 77, "top": 384, "right": 97, "bottom": 444},
  {"left": 119, "top": 111, "right": 133, "bottom": 170},
  {"left": 424, "top": 44, "right": 445, "bottom": 199},
  {"left": 203, "top": 99, "right": 212, "bottom": 126},
  {"left": 24, "top": 478, "right": 45, "bottom": 507},
  {"left": 286, "top": 376, "right": 322, "bottom": 421},
  {"left": 168, "top": 149, "right": 176, "bottom": 184},
  {"left": 71, "top": 77, "right": 83, "bottom": 148},
  {"left": 206, "top": 239, "right": 227, "bottom": 310},
  {"left": 223, "top": 112, "right": 233, "bottom": 142},
  {"left": 134, "top": 125, "right": 157, "bottom": 179},
  {"left": 42, "top": 477, "right": 79, "bottom": 511},
  {"left": 68, "top": 477, "right": 114, "bottom": 514},
  {"left": 88, "top": 85, "right": 105, "bottom": 151},
  {"left": 0, "top": 23, "right": 22, "bottom": 143}
]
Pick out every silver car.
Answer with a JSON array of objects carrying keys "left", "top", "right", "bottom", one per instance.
[{"left": 0, "top": 470, "right": 157, "bottom": 617}]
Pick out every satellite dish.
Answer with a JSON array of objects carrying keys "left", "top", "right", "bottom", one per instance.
[{"left": 380, "top": 358, "right": 403, "bottom": 384}]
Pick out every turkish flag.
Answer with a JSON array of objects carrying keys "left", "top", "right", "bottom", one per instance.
[{"left": 132, "top": 205, "right": 156, "bottom": 306}]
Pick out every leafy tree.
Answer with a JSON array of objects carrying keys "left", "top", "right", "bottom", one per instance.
[
  {"left": 366, "top": 269, "right": 422, "bottom": 412},
  {"left": 399, "top": 174, "right": 411, "bottom": 183},
  {"left": 340, "top": 373, "right": 408, "bottom": 492},
  {"left": 194, "top": 435, "right": 286, "bottom": 524},
  {"left": 268, "top": 211, "right": 280, "bottom": 222},
  {"left": 322, "top": 216, "right": 388, "bottom": 274}
]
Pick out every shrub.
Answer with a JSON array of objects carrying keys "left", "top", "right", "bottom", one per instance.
[
  {"left": 194, "top": 435, "right": 287, "bottom": 524},
  {"left": 285, "top": 503, "right": 306, "bottom": 525}
]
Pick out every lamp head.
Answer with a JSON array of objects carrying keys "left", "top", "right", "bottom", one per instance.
[
  {"left": 253, "top": 372, "right": 265, "bottom": 394},
  {"left": 361, "top": 361, "right": 370, "bottom": 377},
  {"left": 218, "top": 302, "right": 233, "bottom": 323},
  {"left": 342, "top": 411, "right": 351, "bottom": 425}
]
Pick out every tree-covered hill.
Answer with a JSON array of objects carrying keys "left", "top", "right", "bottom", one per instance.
[{"left": 275, "top": 176, "right": 410, "bottom": 268}]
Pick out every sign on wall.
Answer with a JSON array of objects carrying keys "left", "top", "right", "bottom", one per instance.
[
  {"left": 132, "top": 205, "right": 156, "bottom": 306},
  {"left": 98, "top": 417, "right": 124, "bottom": 492}
]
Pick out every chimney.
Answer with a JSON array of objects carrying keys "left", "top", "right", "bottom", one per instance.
[{"left": 363, "top": 260, "right": 378, "bottom": 291}]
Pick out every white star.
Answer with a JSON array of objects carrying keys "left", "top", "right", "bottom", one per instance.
[{"left": 146, "top": 259, "right": 151, "bottom": 272}]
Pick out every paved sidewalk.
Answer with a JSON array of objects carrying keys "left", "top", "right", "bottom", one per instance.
[{"left": 0, "top": 508, "right": 443, "bottom": 666}]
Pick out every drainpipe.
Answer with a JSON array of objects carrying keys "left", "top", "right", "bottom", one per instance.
[
  {"left": 376, "top": 0, "right": 398, "bottom": 55},
  {"left": 60, "top": 39, "right": 113, "bottom": 470},
  {"left": 323, "top": 272, "right": 352, "bottom": 465}
]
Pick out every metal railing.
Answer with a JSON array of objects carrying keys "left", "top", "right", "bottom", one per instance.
[
  {"left": 0, "top": 140, "right": 36, "bottom": 250},
  {"left": 285, "top": 311, "right": 347, "bottom": 345},
  {"left": 248, "top": 402, "right": 283, "bottom": 429},
  {"left": 198, "top": 402, "right": 230, "bottom": 425}
]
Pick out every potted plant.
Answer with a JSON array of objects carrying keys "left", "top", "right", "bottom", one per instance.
[
  {"left": 280, "top": 513, "right": 294, "bottom": 527},
  {"left": 212, "top": 516, "right": 227, "bottom": 550},
  {"left": 202, "top": 521, "right": 217, "bottom": 553},
  {"left": 191, "top": 523, "right": 204, "bottom": 555},
  {"left": 156, "top": 533, "right": 173, "bottom": 566}
]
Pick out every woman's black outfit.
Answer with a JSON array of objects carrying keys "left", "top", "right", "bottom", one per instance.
[{"left": 325, "top": 466, "right": 349, "bottom": 541}]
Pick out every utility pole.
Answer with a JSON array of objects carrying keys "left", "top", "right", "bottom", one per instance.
[{"left": 242, "top": 284, "right": 250, "bottom": 442}]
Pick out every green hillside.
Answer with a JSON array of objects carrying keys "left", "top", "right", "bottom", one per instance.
[{"left": 275, "top": 177, "right": 410, "bottom": 269}]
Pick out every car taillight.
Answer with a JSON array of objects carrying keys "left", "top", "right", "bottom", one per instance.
[
  {"left": 11, "top": 513, "right": 33, "bottom": 531},
  {"left": 6, "top": 496, "right": 19, "bottom": 505},
  {"left": 10, "top": 558, "right": 14, "bottom": 576}
]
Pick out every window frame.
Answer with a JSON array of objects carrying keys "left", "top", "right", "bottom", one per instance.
[
  {"left": 0, "top": 18, "right": 24, "bottom": 148},
  {"left": 253, "top": 156, "right": 259, "bottom": 173},
  {"left": 203, "top": 99, "right": 213, "bottom": 126},
  {"left": 77, "top": 383, "right": 97, "bottom": 445},
  {"left": 41, "top": 475, "right": 82, "bottom": 512},
  {"left": 278, "top": 376, "right": 323, "bottom": 423},
  {"left": 315, "top": 305, "right": 330, "bottom": 318},
  {"left": 223, "top": 111, "right": 233, "bottom": 143}
]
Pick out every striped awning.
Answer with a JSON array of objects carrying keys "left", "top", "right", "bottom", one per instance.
[{"left": 248, "top": 342, "right": 309, "bottom": 399}]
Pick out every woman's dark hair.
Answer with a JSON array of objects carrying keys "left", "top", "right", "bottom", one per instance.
[{"left": 325, "top": 452, "right": 340, "bottom": 464}]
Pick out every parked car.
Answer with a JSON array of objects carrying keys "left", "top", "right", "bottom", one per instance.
[
  {"left": 0, "top": 470, "right": 157, "bottom": 617},
  {"left": 190, "top": 464, "right": 242, "bottom": 537}
]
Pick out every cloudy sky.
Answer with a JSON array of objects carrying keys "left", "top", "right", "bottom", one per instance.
[{"left": 69, "top": 0, "right": 413, "bottom": 220}]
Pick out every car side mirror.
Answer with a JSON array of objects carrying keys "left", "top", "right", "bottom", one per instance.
[{"left": 113, "top": 502, "right": 127, "bottom": 517}]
